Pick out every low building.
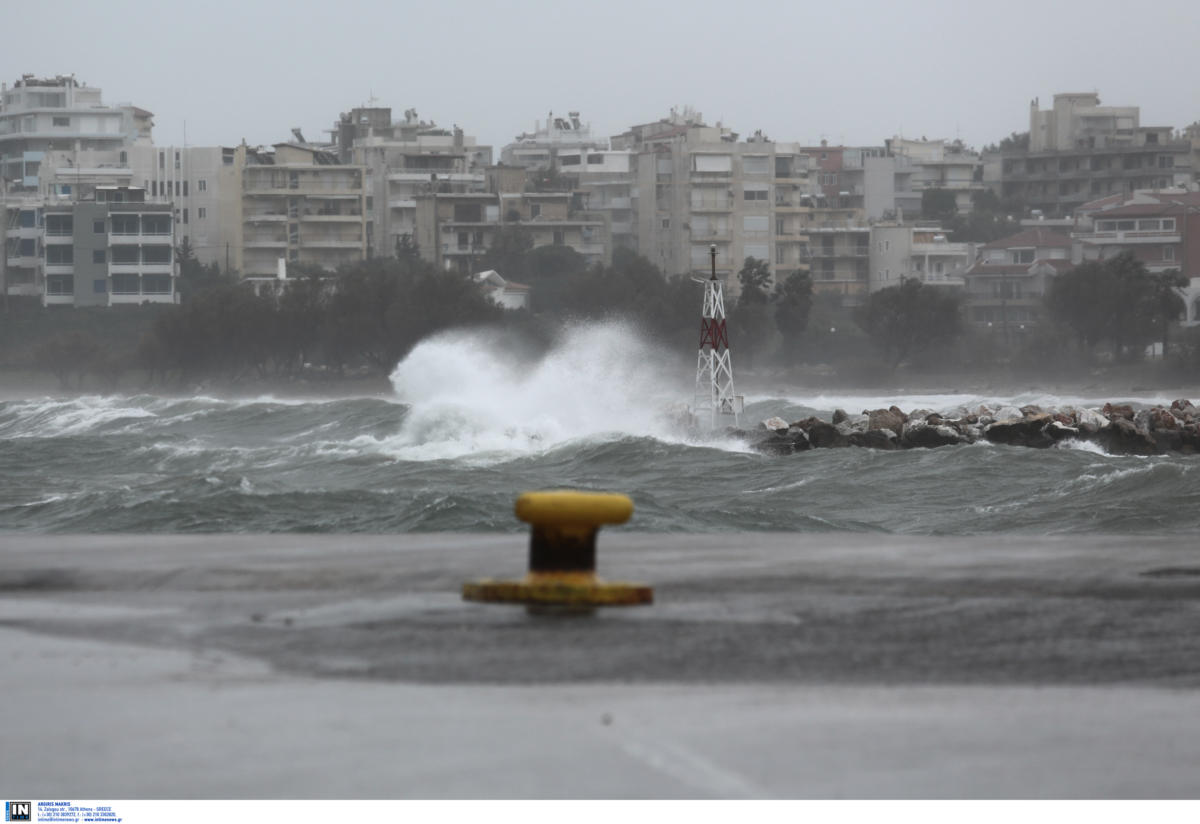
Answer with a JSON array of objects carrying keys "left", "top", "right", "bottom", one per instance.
[
  {"left": 870, "top": 224, "right": 973, "bottom": 292},
  {"left": 962, "top": 227, "right": 1073, "bottom": 341}
]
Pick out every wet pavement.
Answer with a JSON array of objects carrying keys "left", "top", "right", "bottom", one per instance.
[{"left": 2, "top": 533, "right": 1199, "bottom": 797}]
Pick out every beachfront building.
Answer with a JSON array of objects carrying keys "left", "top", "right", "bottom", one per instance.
[{"left": 41, "top": 186, "right": 177, "bottom": 307}]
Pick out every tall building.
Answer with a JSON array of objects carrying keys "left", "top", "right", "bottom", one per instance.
[
  {"left": 1, "top": 74, "right": 155, "bottom": 302},
  {"left": 612, "top": 109, "right": 818, "bottom": 296},
  {"left": 0, "top": 74, "right": 152, "bottom": 194},
  {"left": 985, "top": 93, "right": 1198, "bottom": 218},
  {"left": 335, "top": 107, "right": 492, "bottom": 258}
]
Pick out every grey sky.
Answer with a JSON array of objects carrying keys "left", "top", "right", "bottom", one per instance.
[{"left": 10, "top": 0, "right": 1200, "bottom": 153}]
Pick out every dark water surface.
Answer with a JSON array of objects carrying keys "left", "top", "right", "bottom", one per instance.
[{"left": 1, "top": 329, "right": 1198, "bottom": 535}]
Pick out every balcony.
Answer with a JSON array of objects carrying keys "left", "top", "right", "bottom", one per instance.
[
  {"left": 245, "top": 238, "right": 287, "bottom": 248},
  {"left": 300, "top": 213, "right": 362, "bottom": 222},
  {"left": 388, "top": 199, "right": 417, "bottom": 210},
  {"left": 610, "top": 221, "right": 633, "bottom": 235},
  {"left": 302, "top": 239, "right": 363, "bottom": 249},
  {"left": 44, "top": 263, "right": 74, "bottom": 275},
  {"left": 1080, "top": 231, "right": 1181, "bottom": 244},
  {"left": 245, "top": 212, "right": 288, "bottom": 223}
]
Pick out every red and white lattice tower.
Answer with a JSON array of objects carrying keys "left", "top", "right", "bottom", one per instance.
[{"left": 693, "top": 245, "right": 743, "bottom": 429}]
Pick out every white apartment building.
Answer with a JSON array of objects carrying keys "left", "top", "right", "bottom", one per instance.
[
  {"left": 500, "top": 111, "right": 604, "bottom": 170},
  {"left": 870, "top": 224, "right": 974, "bottom": 292},
  {"left": 558, "top": 149, "right": 635, "bottom": 251},
  {"left": 1, "top": 74, "right": 155, "bottom": 302},
  {"left": 336, "top": 107, "right": 492, "bottom": 258},
  {"left": 613, "top": 110, "right": 820, "bottom": 296},
  {"left": 887, "top": 137, "right": 984, "bottom": 213}
]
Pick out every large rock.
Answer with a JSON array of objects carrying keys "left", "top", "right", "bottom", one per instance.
[
  {"left": 760, "top": 416, "right": 790, "bottom": 433},
  {"left": 867, "top": 408, "right": 906, "bottom": 434},
  {"left": 1097, "top": 418, "right": 1157, "bottom": 456},
  {"left": 793, "top": 417, "right": 848, "bottom": 448},
  {"left": 1103, "top": 403, "right": 1135, "bottom": 421},
  {"left": 1170, "top": 399, "right": 1197, "bottom": 421},
  {"left": 903, "top": 421, "right": 966, "bottom": 449},
  {"left": 848, "top": 428, "right": 899, "bottom": 450},
  {"left": 985, "top": 414, "right": 1057, "bottom": 449}
]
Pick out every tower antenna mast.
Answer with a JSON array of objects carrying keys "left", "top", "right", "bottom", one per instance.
[{"left": 693, "top": 244, "right": 742, "bottom": 429}]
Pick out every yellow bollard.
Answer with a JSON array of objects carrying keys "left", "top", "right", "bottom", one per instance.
[{"left": 462, "top": 491, "right": 653, "bottom": 613}]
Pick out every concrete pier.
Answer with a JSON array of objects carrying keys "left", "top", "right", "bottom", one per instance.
[{"left": 2, "top": 533, "right": 1199, "bottom": 798}]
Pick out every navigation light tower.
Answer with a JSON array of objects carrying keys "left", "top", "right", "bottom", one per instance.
[{"left": 693, "top": 244, "right": 743, "bottom": 429}]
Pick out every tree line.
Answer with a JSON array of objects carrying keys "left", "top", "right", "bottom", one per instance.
[{"left": 28, "top": 229, "right": 1194, "bottom": 388}]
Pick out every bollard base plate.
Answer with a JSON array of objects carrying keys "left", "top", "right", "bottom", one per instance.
[{"left": 462, "top": 576, "right": 653, "bottom": 608}]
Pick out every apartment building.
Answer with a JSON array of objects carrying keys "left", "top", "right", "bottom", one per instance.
[
  {"left": 500, "top": 111, "right": 604, "bottom": 170},
  {"left": 803, "top": 143, "right": 920, "bottom": 221},
  {"left": 962, "top": 227, "right": 1073, "bottom": 338},
  {"left": 236, "top": 143, "right": 368, "bottom": 277},
  {"left": 1, "top": 74, "right": 155, "bottom": 301},
  {"left": 336, "top": 107, "right": 492, "bottom": 258},
  {"left": 869, "top": 224, "right": 974, "bottom": 292},
  {"left": 611, "top": 109, "right": 817, "bottom": 295},
  {"left": 558, "top": 149, "right": 635, "bottom": 251},
  {"left": 886, "top": 137, "right": 984, "bottom": 213},
  {"left": 412, "top": 184, "right": 609, "bottom": 275},
  {"left": 0, "top": 74, "right": 152, "bottom": 194},
  {"left": 985, "top": 93, "right": 1198, "bottom": 218},
  {"left": 41, "top": 186, "right": 177, "bottom": 307}
]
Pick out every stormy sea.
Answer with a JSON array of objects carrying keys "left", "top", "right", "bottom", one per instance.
[{"left": 1, "top": 323, "right": 1198, "bottom": 535}]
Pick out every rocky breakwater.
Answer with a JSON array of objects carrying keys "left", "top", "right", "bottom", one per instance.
[{"left": 747, "top": 399, "right": 1200, "bottom": 457}]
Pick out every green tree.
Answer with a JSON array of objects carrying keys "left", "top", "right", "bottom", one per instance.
[
  {"left": 478, "top": 225, "right": 534, "bottom": 282},
  {"left": 732, "top": 257, "right": 772, "bottom": 366},
  {"left": 855, "top": 279, "right": 962, "bottom": 367},
  {"left": 772, "top": 270, "right": 814, "bottom": 361},
  {"left": 1046, "top": 252, "right": 1186, "bottom": 360},
  {"left": 921, "top": 188, "right": 958, "bottom": 221}
]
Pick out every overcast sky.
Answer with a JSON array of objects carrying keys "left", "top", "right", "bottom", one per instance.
[{"left": 9, "top": 0, "right": 1200, "bottom": 154}]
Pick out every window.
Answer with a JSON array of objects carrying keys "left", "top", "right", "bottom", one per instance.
[
  {"left": 18, "top": 210, "right": 35, "bottom": 228},
  {"left": 143, "top": 274, "right": 171, "bottom": 294},
  {"left": 111, "top": 214, "right": 139, "bottom": 235},
  {"left": 112, "top": 273, "right": 140, "bottom": 294},
  {"left": 776, "top": 218, "right": 785, "bottom": 236},
  {"left": 111, "top": 246, "right": 139, "bottom": 264},
  {"left": 553, "top": 230, "right": 564, "bottom": 245},
  {"left": 198, "top": 179, "right": 207, "bottom": 192},
  {"left": 142, "top": 214, "right": 171, "bottom": 235},
  {"left": 744, "top": 243, "right": 769, "bottom": 261},
  {"left": 46, "top": 245, "right": 74, "bottom": 265},
  {"left": 743, "top": 183, "right": 769, "bottom": 201},
  {"left": 182, "top": 209, "right": 188, "bottom": 225},
  {"left": 52, "top": 116, "right": 70, "bottom": 127},
  {"left": 742, "top": 155, "right": 769, "bottom": 175},
  {"left": 94, "top": 279, "right": 107, "bottom": 293},
  {"left": 587, "top": 154, "right": 603, "bottom": 164},
  {"left": 743, "top": 215, "right": 769, "bottom": 235},
  {"left": 1011, "top": 249, "right": 1034, "bottom": 264},
  {"left": 183, "top": 181, "right": 188, "bottom": 197},
  {"left": 45, "top": 214, "right": 73, "bottom": 236},
  {"left": 93, "top": 250, "right": 106, "bottom": 264},
  {"left": 120, "top": 151, "right": 127, "bottom": 165},
  {"left": 1164, "top": 246, "right": 1175, "bottom": 262},
  {"left": 1163, "top": 219, "right": 1176, "bottom": 231},
  {"left": 1158, "top": 155, "right": 1174, "bottom": 169},
  {"left": 18, "top": 238, "right": 35, "bottom": 256},
  {"left": 662, "top": 218, "right": 670, "bottom": 229},
  {"left": 560, "top": 155, "right": 581, "bottom": 166},
  {"left": 457, "top": 232, "right": 469, "bottom": 250},
  {"left": 174, "top": 151, "right": 181, "bottom": 170},
  {"left": 142, "top": 246, "right": 172, "bottom": 264},
  {"left": 45, "top": 275, "right": 74, "bottom": 296},
  {"left": 288, "top": 172, "right": 299, "bottom": 189},
  {"left": 530, "top": 204, "right": 541, "bottom": 219},
  {"left": 198, "top": 207, "right": 206, "bottom": 220},
  {"left": 693, "top": 154, "right": 732, "bottom": 173}
]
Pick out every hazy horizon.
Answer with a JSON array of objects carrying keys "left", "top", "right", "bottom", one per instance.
[{"left": 8, "top": 0, "right": 1200, "bottom": 155}]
